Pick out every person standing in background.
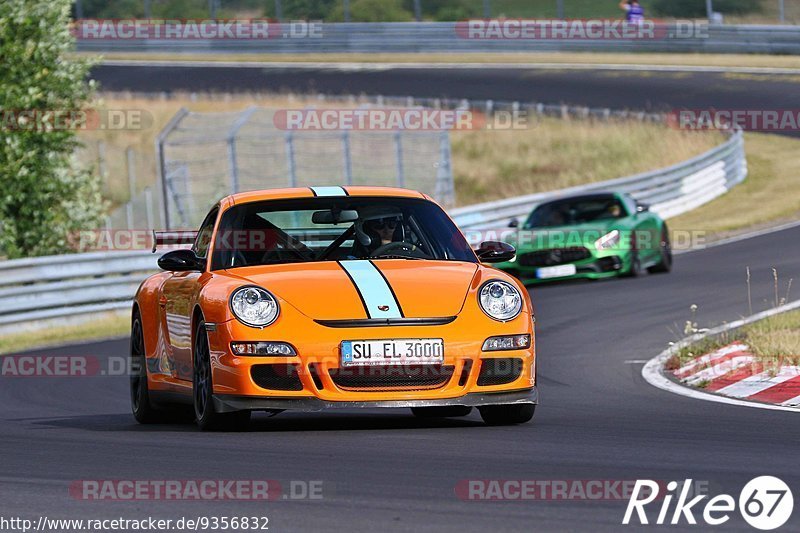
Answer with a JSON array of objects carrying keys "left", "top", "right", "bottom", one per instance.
[{"left": 619, "top": 0, "right": 645, "bottom": 22}]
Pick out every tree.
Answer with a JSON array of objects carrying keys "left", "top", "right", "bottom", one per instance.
[{"left": 0, "top": 0, "right": 105, "bottom": 258}]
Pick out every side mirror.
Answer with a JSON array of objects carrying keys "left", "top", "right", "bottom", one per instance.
[
  {"left": 475, "top": 241, "right": 516, "bottom": 263},
  {"left": 158, "top": 249, "right": 204, "bottom": 272},
  {"left": 636, "top": 203, "right": 650, "bottom": 213},
  {"left": 508, "top": 218, "right": 520, "bottom": 228}
]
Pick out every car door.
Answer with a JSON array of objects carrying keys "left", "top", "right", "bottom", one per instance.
[
  {"left": 625, "top": 195, "right": 660, "bottom": 263},
  {"left": 160, "top": 206, "right": 218, "bottom": 381}
]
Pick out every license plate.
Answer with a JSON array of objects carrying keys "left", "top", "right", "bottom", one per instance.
[
  {"left": 536, "top": 264, "right": 577, "bottom": 279},
  {"left": 341, "top": 339, "right": 444, "bottom": 367}
]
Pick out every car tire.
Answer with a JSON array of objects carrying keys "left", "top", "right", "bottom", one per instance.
[
  {"left": 411, "top": 406, "right": 473, "bottom": 418},
  {"left": 624, "top": 251, "right": 642, "bottom": 278},
  {"left": 130, "top": 312, "right": 166, "bottom": 424},
  {"left": 478, "top": 404, "right": 536, "bottom": 426},
  {"left": 193, "top": 319, "right": 251, "bottom": 432},
  {"left": 647, "top": 226, "right": 673, "bottom": 274}
]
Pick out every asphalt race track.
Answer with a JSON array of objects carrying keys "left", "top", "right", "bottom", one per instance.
[
  {"left": 92, "top": 63, "right": 800, "bottom": 136},
  {"left": 2, "top": 225, "right": 799, "bottom": 531}
]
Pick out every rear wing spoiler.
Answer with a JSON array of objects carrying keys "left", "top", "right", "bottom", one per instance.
[{"left": 151, "top": 230, "right": 198, "bottom": 253}]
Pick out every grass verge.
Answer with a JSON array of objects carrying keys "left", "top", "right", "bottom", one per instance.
[
  {"left": 0, "top": 313, "right": 130, "bottom": 355},
  {"left": 668, "top": 310, "right": 800, "bottom": 370},
  {"left": 669, "top": 132, "right": 800, "bottom": 242}
]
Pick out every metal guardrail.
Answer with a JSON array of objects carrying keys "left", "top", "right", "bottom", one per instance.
[
  {"left": 451, "top": 129, "right": 747, "bottom": 229},
  {"left": 0, "top": 130, "right": 746, "bottom": 334},
  {"left": 76, "top": 22, "right": 800, "bottom": 55}
]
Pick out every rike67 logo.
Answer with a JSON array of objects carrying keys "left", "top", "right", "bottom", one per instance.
[{"left": 623, "top": 477, "right": 793, "bottom": 530}]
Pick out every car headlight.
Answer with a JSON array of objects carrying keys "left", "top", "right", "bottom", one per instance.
[
  {"left": 230, "top": 286, "right": 279, "bottom": 328},
  {"left": 479, "top": 280, "right": 523, "bottom": 321},
  {"left": 595, "top": 230, "right": 621, "bottom": 250}
]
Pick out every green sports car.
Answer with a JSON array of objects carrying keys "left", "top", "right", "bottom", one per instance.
[{"left": 495, "top": 192, "right": 672, "bottom": 283}]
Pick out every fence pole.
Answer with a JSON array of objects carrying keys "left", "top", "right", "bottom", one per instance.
[
  {"left": 144, "top": 0, "right": 151, "bottom": 19},
  {"left": 227, "top": 138, "right": 240, "bottom": 193},
  {"left": 779, "top": 0, "right": 785, "bottom": 23},
  {"left": 483, "top": 0, "right": 491, "bottom": 18},
  {"left": 274, "top": 0, "right": 284, "bottom": 22},
  {"left": 706, "top": 0, "right": 714, "bottom": 22},
  {"left": 342, "top": 130, "right": 353, "bottom": 185},
  {"left": 394, "top": 131, "right": 405, "bottom": 188},
  {"left": 155, "top": 107, "right": 189, "bottom": 230},
  {"left": 126, "top": 202, "right": 134, "bottom": 230},
  {"left": 96, "top": 141, "right": 106, "bottom": 182},
  {"left": 144, "top": 187, "right": 154, "bottom": 230},
  {"left": 343, "top": 0, "right": 351, "bottom": 22},
  {"left": 285, "top": 132, "right": 297, "bottom": 187},
  {"left": 413, "top": 0, "right": 422, "bottom": 22},
  {"left": 436, "top": 131, "right": 453, "bottom": 208},
  {"left": 126, "top": 147, "right": 137, "bottom": 201},
  {"left": 556, "top": 0, "right": 564, "bottom": 19}
]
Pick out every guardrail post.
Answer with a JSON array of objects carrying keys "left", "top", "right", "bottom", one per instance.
[
  {"left": 126, "top": 202, "right": 134, "bottom": 230},
  {"left": 228, "top": 138, "right": 240, "bottom": 193}
]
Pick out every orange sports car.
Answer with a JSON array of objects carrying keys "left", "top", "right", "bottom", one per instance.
[{"left": 131, "top": 186, "right": 537, "bottom": 430}]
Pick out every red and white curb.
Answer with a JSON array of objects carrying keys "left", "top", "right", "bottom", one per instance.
[
  {"left": 672, "top": 343, "right": 800, "bottom": 407},
  {"left": 642, "top": 299, "right": 800, "bottom": 413}
]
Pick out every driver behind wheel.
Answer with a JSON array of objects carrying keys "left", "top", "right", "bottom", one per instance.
[{"left": 367, "top": 216, "right": 402, "bottom": 247}]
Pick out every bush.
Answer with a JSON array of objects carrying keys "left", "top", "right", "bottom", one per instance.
[
  {"left": 329, "top": 0, "right": 413, "bottom": 21},
  {"left": 0, "top": 0, "right": 105, "bottom": 258},
  {"left": 652, "top": 0, "right": 762, "bottom": 18}
]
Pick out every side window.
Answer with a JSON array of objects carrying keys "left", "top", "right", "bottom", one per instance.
[{"left": 193, "top": 207, "right": 219, "bottom": 259}]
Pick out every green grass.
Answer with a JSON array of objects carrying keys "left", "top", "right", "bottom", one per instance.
[
  {"left": 667, "top": 310, "right": 800, "bottom": 371},
  {"left": 0, "top": 314, "right": 130, "bottom": 355}
]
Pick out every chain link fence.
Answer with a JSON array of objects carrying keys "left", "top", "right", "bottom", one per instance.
[{"left": 155, "top": 103, "right": 454, "bottom": 229}]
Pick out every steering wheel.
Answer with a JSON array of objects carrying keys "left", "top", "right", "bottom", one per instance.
[{"left": 371, "top": 241, "right": 427, "bottom": 258}]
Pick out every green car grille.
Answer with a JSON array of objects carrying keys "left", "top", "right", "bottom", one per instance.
[{"left": 517, "top": 247, "right": 592, "bottom": 267}]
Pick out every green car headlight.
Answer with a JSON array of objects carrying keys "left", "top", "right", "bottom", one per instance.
[{"left": 595, "top": 230, "right": 621, "bottom": 250}]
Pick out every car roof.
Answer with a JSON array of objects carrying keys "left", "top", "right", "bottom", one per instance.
[
  {"left": 536, "top": 192, "right": 623, "bottom": 207},
  {"left": 226, "top": 186, "right": 428, "bottom": 206}
]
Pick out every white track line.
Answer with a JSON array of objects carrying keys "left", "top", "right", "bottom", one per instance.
[
  {"left": 642, "top": 299, "right": 800, "bottom": 413},
  {"left": 98, "top": 59, "right": 800, "bottom": 75}
]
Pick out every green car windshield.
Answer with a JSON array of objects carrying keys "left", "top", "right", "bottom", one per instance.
[{"left": 524, "top": 196, "right": 627, "bottom": 229}]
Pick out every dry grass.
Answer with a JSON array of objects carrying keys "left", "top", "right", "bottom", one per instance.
[
  {"left": 77, "top": 51, "right": 800, "bottom": 70},
  {"left": 0, "top": 313, "right": 129, "bottom": 355},
  {"left": 451, "top": 118, "right": 723, "bottom": 204},
  {"left": 669, "top": 132, "right": 800, "bottom": 241},
  {"left": 79, "top": 92, "right": 724, "bottom": 208}
]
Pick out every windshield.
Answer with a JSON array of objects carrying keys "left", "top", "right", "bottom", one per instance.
[
  {"left": 524, "top": 195, "right": 626, "bottom": 229},
  {"left": 210, "top": 197, "right": 477, "bottom": 270}
]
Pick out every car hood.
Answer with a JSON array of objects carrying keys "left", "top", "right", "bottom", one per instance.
[
  {"left": 224, "top": 260, "right": 479, "bottom": 320},
  {"left": 511, "top": 221, "right": 621, "bottom": 251}
]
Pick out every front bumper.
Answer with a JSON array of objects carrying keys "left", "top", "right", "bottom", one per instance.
[
  {"left": 213, "top": 387, "right": 538, "bottom": 413},
  {"left": 497, "top": 251, "right": 631, "bottom": 282}
]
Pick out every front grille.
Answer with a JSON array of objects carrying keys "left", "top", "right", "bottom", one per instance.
[
  {"left": 329, "top": 365, "right": 455, "bottom": 391},
  {"left": 251, "top": 364, "right": 304, "bottom": 391},
  {"left": 518, "top": 247, "right": 591, "bottom": 267},
  {"left": 477, "top": 358, "right": 523, "bottom": 386}
]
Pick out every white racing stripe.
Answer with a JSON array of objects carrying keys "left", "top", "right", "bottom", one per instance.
[
  {"left": 683, "top": 355, "right": 754, "bottom": 386},
  {"left": 339, "top": 260, "right": 402, "bottom": 319},
  {"left": 674, "top": 343, "right": 749, "bottom": 377},
  {"left": 310, "top": 186, "right": 347, "bottom": 197}
]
